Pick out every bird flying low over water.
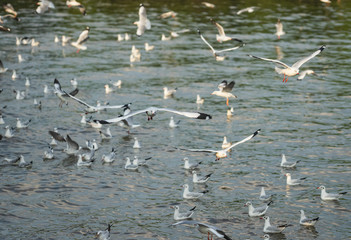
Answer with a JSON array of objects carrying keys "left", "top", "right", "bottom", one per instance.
[
  {"left": 35, "top": 0, "right": 55, "bottom": 14},
  {"left": 94, "top": 107, "right": 212, "bottom": 124},
  {"left": 66, "top": 0, "right": 86, "bottom": 15},
  {"left": 248, "top": 45, "right": 325, "bottom": 82},
  {"left": 211, "top": 80, "right": 237, "bottom": 106},
  {"left": 178, "top": 129, "right": 260, "bottom": 160},
  {"left": 210, "top": 18, "right": 243, "bottom": 43},
  {"left": 71, "top": 27, "right": 90, "bottom": 52},
  {"left": 53, "top": 79, "right": 79, "bottom": 107},
  {"left": 135, "top": 4, "right": 151, "bottom": 36}
]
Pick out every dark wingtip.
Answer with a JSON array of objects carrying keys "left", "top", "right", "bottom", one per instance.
[
  {"left": 197, "top": 112, "right": 212, "bottom": 120},
  {"left": 197, "top": 29, "right": 201, "bottom": 35},
  {"left": 189, "top": 206, "right": 196, "bottom": 211},
  {"left": 253, "top": 129, "right": 261, "bottom": 137},
  {"left": 320, "top": 45, "right": 326, "bottom": 51},
  {"left": 267, "top": 200, "right": 273, "bottom": 206},
  {"left": 96, "top": 120, "right": 110, "bottom": 125},
  {"left": 340, "top": 191, "right": 347, "bottom": 195}
]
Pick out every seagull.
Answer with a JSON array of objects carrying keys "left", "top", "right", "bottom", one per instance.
[
  {"left": 54, "top": 35, "right": 60, "bottom": 43},
  {"left": 96, "top": 106, "right": 212, "bottom": 123},
  {"left": 169, "top": 116, "right": 180, "bottom": 128},
  {"left": 104, "top": 84, "right": 116, "bottom": 94},
  {"left": 124, "top": 33, "right": 130, "bottom": 40},
  {"left": 245, "top": 201, "right": 273, "bottom": 217},
  {"left": 117, "top": 34, "right": 124, "bottom": 42},
  {"left": 259, "top": 187, "right": 275, "bottom": 201},
  {"left": 297, "top": 70, "right": 316, "bottom": 81},
  {"left": 237, "top": 6, "right": 257, "bottom": 15},
  {"left": 71, "top": 27, "right": 90, "bottom": 53},
  {"left": 25, "top": 77, "right": 31, "bottom": 87},
  {"left": 82, "top": 145, "right": 96, "bottom": 161},
  {"left": 182, "top": 184, "right": 208, "bottom": 199},
  {"left": 64, "top": 134, "right": 81, "bottom": 155},
  {"left": 12, "top": 70, "right": 17, "bottom": 80},
  {"left": 110, "top": 79, "right": 122, "bottom": 88},
  {"left": 0, "top": 60, "right": 8, "bottom": 73},
  {"left": 135, "top": 4, "right": 151, "bottom": 36},
  {"left": 62, "top": 35, "right": 71, "bottom": 46},
  {"left": 275, "top": 19, "right": 285, "bottom": 39},
  {"left": 211, "top": 80, "right": 237, "bottom": 106},
  {"left": 0, "top": 25, "right": 10, "bottom": 32},
  {"left": 77, "top": 154, "right": 93, "bottom": 167},
  {"left": 161, "top": 34, "right": 172, "bottom": 41},
  {"left": 50, "top": 137, "right": 57, "bottom": 146},
  {"left": 145, "top": 42, "right": 154, "bottom": 51},
  {"left": 299, "top": 210, "right": 319, "bottom": 226},
  {"left": 261, "top": 216, "right": 292, "bottom": 233},
  {"left": 201, "top": 2, "right": 215, "bottom": 8},
  {"left": 18, "top": 54, "right": 25, "bottom": 63},
  {"left": 125, "top": 157, "right": 138, "bottom": 170},
  {"left": 87, "top": 119, "right": 105, "bottom": 129},
  {"left": 116, "top": 105, "right": 141, "bottom": 132},
  {"left": 101, "top": 148, "right": 116, "bottom": 163},
  {"left": 66, "top": 0, "right": 86, "bottom": 15},
  {"left": 36, "top": 0, "right": 55, "bottom": 14},
  {"left": 248, "top": 45, "right": 326, "bottom": 82},
  {"left": 70, "top": 78, "right": 78, "bottom": 87},
  {"left": 43, "top": 85, "right": 51, "bottom": 94},
  {"left": 285, "top": 173, "right": 306, "bottom": 186},
  {"left": 317, "top": 185, "right": 347, "bottom": 200},
  {"left": 192, "top": 171, "right": 212, "bottom": 183},
  {"left": 48, "top": 129, "right": 66, "bottom": 142},
  {"left": 43, "top": 145, "right": 54, "bottom": 159},
  {"left": 34, "top": 99, "right": 42, "bottom": 110},
  {"left": 222, "top": 136, "right": 231, "bottom": 149},
  {"left": 96, "top": 223, "right": 112, "bottom": 240},
  {"left": 53, "top": 79, "right": 79, "bottom": 107},
  {"left": 66, "top": 90, "right": 130, "bottom": 113},
  {"left": 133, "top": 156, "right": 152, "bottom": 166},
  {"left": 86, "top": 139, "right": 98, "bottom": 151},
  {"left": 182, "top": 157, "right": 202, "bottom": 170},
  {"left": 172, "top": 220, "right": 233, "bottom": 240},
  {"left": 263, "top": 234, "right": 270, "bottom": 240},
  {"left": 18, "top": 155, "right": 33, "bottom": 168},
  {"left": 4, "top": 125, "right": 15, "bottom": 138},
  {"left": 198, "top": 29, "right": 244, "bottom": 60},
  {"left": 13, "top": 90, "right": 25, "bottom": 100},
  {"left": 16, "top": 118, "right": 31, "bottom": 128},
  {"left": 160, "top": 11, "right": 177, "bottom": 19},
  {"left": 280, "top": 154, "right": 300, "bottom": 168},
  {"left": 163, "top": 87, "right": 177, "bottom": 99},
  {"left": 196, "top": 94, "right": 204, "bottom": 104},
  {"left": 170, "top": 205, "right": 196, "bottom": 221},
  {"left": 31, "top": 38, "right": 40, "bottom": 47},
  {"left": 80, "top": 113, "right": 87, "bottom": 124},
  {"left": 4, "top": 156, "right": 21, "bottom": 164},
  {"left": 179, "top": 129, "right": 260, "bottom": 161},
  {"left": 0, "top": 114, "right": 4, "bottom": 124},
  {"left": 210, "top": 18, "right": 243, "bottom": 43},
  {"left": 99, "top": 127, "right": 112, "bottom": 139},
  {"left": 133, "top": 137, "right": 141, "bottom": 149}
]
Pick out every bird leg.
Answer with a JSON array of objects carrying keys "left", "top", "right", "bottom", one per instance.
[
  {"left": 76, "top": 49, "right": 80, "bottom": 53},
  {"left": 208, "top": 232, "right": 210, "bottom": 240},
  {"left": 284, "top": 76, "right": 289, "bottom": 83},
  {"left": 226, "top": 98, "right": 229, "bottom": 106},
  {"left": 282, "top": 74, "right": 286, "bottom": 82}
]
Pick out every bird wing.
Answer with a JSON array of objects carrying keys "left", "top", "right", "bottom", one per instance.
[
  {"left": 215, "top": 45, "right": 241, "bottom": 54},
  {"left": 0, "top": 60, "right": 5, "bottom": 70},
  {"left": 177, "top": 147, "right": 218, "bottom": 153},
  {"left": 225, "top": 129, "right": 261, "bottom": 152},
  {"left": 96, "top": 104, "right": 127, "bottom": 110},
  {"left": 76, "top": 29, "right": 89, "bottom": 45},
  {"left": 65, "top": 93, "right": 92, "bottom": 108},
  {"left": 222, "top": 81, "right": 235, "bottom": 92},
  {"left": 157, "top": 108, "right": 212, "bottom": 119},
  {"left": 198, "top": 30, "right": 215, "bottom": 54},
  {"left": 54, "top": 79, "right": 64, "bottom": 93},
  {"left": 248, "top": 55, "right": 290, "bottom": 68},
  {"left": 291, "top": 45, "right": 325, "bottom": 70},
  {"left": 48, "top": 130, "right": 66, "bottom": 142},
  {"left": 211, "top": 19, "right": 225, "bottom": 36},
  {"left": 66, "top": 134, "right": 79, "bottom": 150},
  {"left": 67, "top": 88, "right": 79, "bottom": 96},
  {"left": 103, "top": 109, "right": 148, "bottom": 123},
  {"left": 171, "top": 220, "right": 198, "bottom": 226}
]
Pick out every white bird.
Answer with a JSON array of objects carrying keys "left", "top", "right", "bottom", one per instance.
[
  {"left": 201, "top": 2, "right": 215, "bottom": 8},
  {"left": 211, "top": 80, "right": 237, "bottom": 106},
  {"left": 96, "top": 106, "right": 212, "bottom": 123},
  {"left": 285, "top": 173, "right": 306, "bottom": 186},
  {"left": 96, "top": 224, "right": 112, "bottom": 240},
  {"left": 99, "top": 127, "right": 112, "bottom": 139},
  {"left": 261, "top": 216, "right": 292, "bottom": 234},
  {"left": 82, "top": 145, "right": 96, "bottom": 161},
  {"left": 124, "top": 33, "right": 130, "bottom": 41},
  {"left": 170, "top": 205, "right": 196, "bottom": 221},
  {"left": 43, "top": 85, "right": 51, "bottom": 94},
  {"left": 297, "top": 70, "right": 316, "bottom": 81},
  {"left": 144, "top": 42, "right": 154, "bottom": 51},
  {"left": 222, "top": 136, "right": 231, "bottom": 149},
  {"left": 86, "top": 139, "right": 98, "bottom": 151},
  {"left": 53, "top": 79, "right": 79, "bottom": 107},
  {"left": 18, "top": 54, "right": 24, "bottom": 63},
  {"left": 130, "top": 45, "right": 141, "bottom": 63},
  {"left": 210, "top": 18, "right": 243, "bottom": 43},
  {"left": 18, "top": 155, "right": 33, "bottom": 168},
  {"left": 0, "top": 60, "right": 8, "bottom": 73},
  {"left": 245, "top": 201, "right": 272, "bottom": 217},
  {"left": 110, "top": 79, "right": 122, "bottom": 88},
  {"left": 182, "top": 157, "right": 202, "bottom": 170},
  {"left": 14, "top": 90, "right": 25, "bottom": 100},
  {"left": 43, "top": 146, "right": 54, "bottom": 159},
  {"left": 299, "top": 210, "right": 319, "bottom": 226},
  {"left": 275, "top": 19, "right": 285, "bottom": 39},
  {"left": 133, "top": 156, "right": 152, "bottom": 166},
  {"left": 237, "top": 6, "right": 257, "bottom": 15},
  {"left": 25, "top": 77, "right": 31, "bottom": 87},
  {"left": 263, "top": 234, "right": 270, "bottom": 240},
  {"left": 50, "top": 137, "right": 57, "bottom": 146},
  {"left": 280, "top": 154, "right": 300, "bottom": 168},
  {"left": 248, "top": 45, "right": 326, "bottom": 83},
  {"left": 101, "top": 148, "right": 116, "bottom": 163},
  {"left": 192, "top": 171, "right": 212, "bottom": 183},
  {"left": 161, "top": 34, "right": 172, "bottom": 41},
  {"left": 125, "top": 157, "right": 138, "bottom": 170},
  {"left": 71, "top": 27, "right": 90, "bottom": 53},
  {"left": 31, "top": 38, "right": 40, "bottom": 47},
  {"left": 160, "top": 11, "right": 177, "bottom": 19},
  {"left": 169, "top": 116, "right": 180, "bottom": 128},
  {"left": 133, "top": 137, "right": 141, "bottom": 149},
  {"left": 16, "top": 118, "right": 31, "bottom": 128},
  {"left": 62, "top": 35, "right": 71, "bottom": 46},
  {"left": 198, "top": 29, "right": 244, "bottom": 61},
  {"left": 0, "top": 114, "right": 5, "bottom": 124},
  {"left": 179, "top": 129, "right": 260, "bottom": 161},
  {"left": 117, "top": 34, "right": 124, "bottom": 42},
  {"left": 70, "top": 78, "right": 78, "bottom": 87},
  {"left": 135, "top": 4, "right": 151, "bottom": 36},
  {"left": 54, "top": 35, "right": 59, "bottom": 43},
  {"left": 196, "top": 94, "right": 204, "bottom": 104},
  {"left": 182, "top": 184, "right": 208, "bottom": 199},
  {"left": 36, "top": 0, "right": 55, "bottom": 14},
  {"left": 259, "top": 187, "right": 275, "bottom": 201},
  {"left": 12, "top": 70, "right": 17, "bottom": 80},
  {"left": 77, "top": 154, "right": 92, "bottom": 167},
  {"left": 116, "top": 105, "right": 141, "bottom": 132},
  {"left": 64, "top": 134, "right": 81, "bottom": 155},
  {"left": 172, "top": 220, "right": 233, "bottom": 240},
  {"left": 66, "top": 0, "right": 86, "bottom": 15},
  {"left": 4, "top": 156, "right": 21, "bottom": 164},
  {"left": 317, "top": 185, "right": 347, "bottom": 201},
  {"left": 320, "top": 0, "right": 331, "bottom": 3},
  {"left": 227, "top": 107, "right": 234, "bottom": 117},
  {"left": 163, "top": 87, "right": 177, "bottom": 99},
  {"left": 80, "top": 114, "right": 87, "bottom": 124}
]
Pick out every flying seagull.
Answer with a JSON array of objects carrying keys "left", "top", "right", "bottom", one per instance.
[{"left": 53, "top": 78, "right": 79, "bottom": 107}]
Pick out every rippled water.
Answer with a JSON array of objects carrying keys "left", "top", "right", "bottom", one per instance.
[{"left": 0, "top": 0, "right": 350, "bottom": 239}]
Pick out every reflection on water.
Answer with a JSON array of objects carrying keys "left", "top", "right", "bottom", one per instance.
[{"left": 0, "top": 0, "right": 350, "bottom": 239}]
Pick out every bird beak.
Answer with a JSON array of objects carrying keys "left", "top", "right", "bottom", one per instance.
[{"left": 316, "top": 187, "right": 320, "bottom": 189}]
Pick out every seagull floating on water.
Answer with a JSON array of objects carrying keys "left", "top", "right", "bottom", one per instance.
[
  {"left": 43, "top": 145, "right": 54, "bottom": 159},
  {"left": 182, "top": 157, "right": 202, "bottom": 170},
  {"left": 299, "top": 210, "right": 319, "bottom": 226},
  {"left": 99, "top": 127, "right": 112, "bottom": 139},
  {"left": 261, "top": 216, "right": 292, "bottom": 233},
  {"left": 248, "top": 45, "right": 325, "bottom": 82},
  {"left": 133, "top": 137, "right": 141, "bottom": 149},
  {"left": 18, "top": 155, "right": 33, "bottom": 168},
  {"left": 135, "top": 4, "right": 151, "bottom": 36},
  {"left": 245, "top": 201, "right": 273, "bottom": 217},
  {"left": 182, "top": 183, "right": 208, "bottom": 199},
  {"left": 125, "top": 157, "right": 138, "bottom": 170},
  {"left": 169, "top": 116, "right": 180, "bottom": 128},
  {"left": 317, "top": 185, "right": 347, "bottom": 200},
  {"left": 222, "top": 136, "right": 231, "bottom": 149},
  {"left": 297, "top": 70, "right": 316, "bottom": 81},
  {"left": 259, "top": 187, "right": 275, "bottom": 201},
  {"left": 285, "top": 173, "right": 306, "bottom": 186},
  {"left": 280, "top": 154, "right": 300, "bottom": 168},
  {"left": 160, "top": 11, "right": 177, "bottom": 19},
  {"left": 201, "top": 2, "right": 215, "bottom": 8},
  {"left": 16, "top": 118, "right": 31, "bottom": 128},
  {"left": 101, "top": 148, "right": 116, "bottom": 163},
  {"left": 192, "top": 171, "right": 212, "bottom": 183},
  {"left": 196, "top": 94, "right": 204, "bottom": 104},
  {"left": 96, "top": 223, "right": 112, "bottom": 240},
  {"left": 145, "top": 42, "right": 154, "bottom": 51},
  {"left": 163, "top": 87, "right": 177, "bottom": 99},
  {"left": 77, "top": 154, "right": 93, "bottom": 167},
  {"left": 12, "top": 70, "right": 17, "bottom": 80},
  {"left": 171, "top": 205, "right": 196, "bottom": 221},
  {"left": 0, "top": 60, "right": 8, "bottom": 73}
]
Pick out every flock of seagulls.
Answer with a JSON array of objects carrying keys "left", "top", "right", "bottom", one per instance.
[{"left": 0, "top": 1, "right": 347, "bottom": 240}]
